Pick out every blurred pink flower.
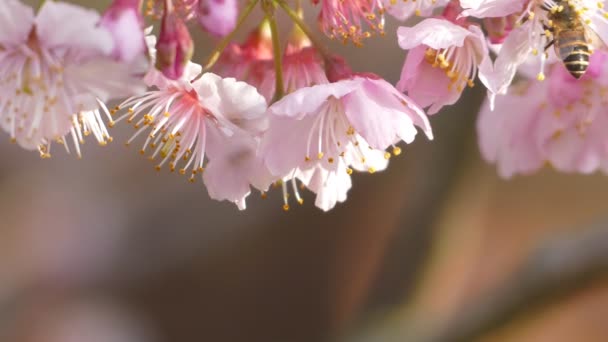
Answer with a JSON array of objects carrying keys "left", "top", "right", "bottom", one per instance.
[
  {"left": 117, "top": 63, "right": 272, "bottom": 209},
  {"left": 100, "top": 0, "right": 148, "bottom": 63},
  {"left": 256, "top": 46, "right": 329, "bottom": 102},
  {"left": 196, "top": 0, "right": 238, "bottom": 37},
  {"left": 0, "top": 0, "right": 147, "bottom": 157},
  {"left": 382, "top": 0, "right": 449, "bottom": 21},
  {"left": 314, "top": 0, "right": 385, "bottom": 45},
  {"left": 261, "top": 69, "right": 432, "bottom": 211},
  {"left": 397, "top": 17, "right": 492, "bottom": 114},
  {"left": 478, "top": 51, "right": 608, "bottom": 177},
  {"left": 213, "top": 21, "right": 276, "bottom": 95}
]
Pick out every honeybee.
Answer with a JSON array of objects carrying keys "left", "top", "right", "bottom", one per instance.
[{"left": 545, "top": 0, "right": 604, "bottom": 79}]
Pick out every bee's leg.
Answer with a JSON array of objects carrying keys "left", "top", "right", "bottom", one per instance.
[{"left": 541, "top": 24, "right": 555, "bottom": 51}]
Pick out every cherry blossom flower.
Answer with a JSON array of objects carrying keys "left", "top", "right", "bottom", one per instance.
[
  {"left": 477, "top": 51, "right": 608, "bottom": 178},
  {"left": 382, "top": 0, "right": 449, "bottom": 21},
  {"left": 261, "top": 68, "right": 432, "bottom": 211},
  {"left": 256, "top": 38, "right": 329, "bottom": 101},
  {"left": 0, "top": 0, "right": 147, "bottom": 157},
  {"left": 397, "top": 17, "right": 492, "bottom": 114},
  {"left": 116, "top": 62, "right": 273, "bottom": 209},
  {"left": 213, "top": 21, "right": 274, "bottom": 88},
  {"left": 313, "top": 0, "right": 385, "bottom": 45},
  {"left": 215, "top": 21, "right": 329, "bottom": 102}
]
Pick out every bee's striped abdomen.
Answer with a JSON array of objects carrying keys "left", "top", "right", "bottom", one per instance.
[{"left": 556, "top": 30, "right": 590, "bottom": 79}]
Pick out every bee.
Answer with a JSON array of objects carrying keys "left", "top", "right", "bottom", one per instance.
[{"left": 544, "top": 0, "right": 602, "bottom": 79}]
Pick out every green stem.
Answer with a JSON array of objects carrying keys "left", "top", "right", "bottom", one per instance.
[
  {"left": 265, "top": 6, "right": 285, "bottom": 102},
  {"left": 276, "top": 0, "right": 332, "bottom": 63},
  {"left": 202, "top": 0, "right": 259, "bottom": 71}
]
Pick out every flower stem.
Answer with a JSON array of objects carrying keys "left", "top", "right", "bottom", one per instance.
[
  {"left": 275, "top": 0, "right": 332, "bottom": 62},
  {"left": 201, "top": 0, "right": 259, "bottom": 71},
  {"left": 263, "top": 2, "right": 285, "bottom": 102}
]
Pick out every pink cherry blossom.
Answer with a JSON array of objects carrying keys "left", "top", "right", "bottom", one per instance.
[
  {"left": 261, "top": 71, "right": 432, "bottom": 211},
  {"left": 382, "top": 0, "right": 449, "bottom": 21},
  {"left": 477, "top": 51, "right": 608, "bottom": 178},
  {"left": 0, "top": 0, "right": 147, "bottom": 157},
  {"left": 116, "top": 63, "right": 272, "bottom": 209},
  {"left": 256, "top": 46, "right": 329, "bottom": 102},
  {"left": 100, "top": 0, "right": 148, "bottom": 63},
  {"left": 313, "top": 0, "right": 385, "bottom": 45},
  {"left": 215, "top": 22, "right": 329, "bottom": 102},
  {"left": 213, "top": 22, "right": 274, "bottom": 88},
  {"left": 397, "top": 17, "right": 492, "bottom": 114},
  {"left": 196, "top": 0, "right": 238, "bottom": 37}
]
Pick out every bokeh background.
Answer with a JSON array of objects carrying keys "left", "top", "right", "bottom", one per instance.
[{"left": 4, "top": 1, "right": 608, "bottom": 341}]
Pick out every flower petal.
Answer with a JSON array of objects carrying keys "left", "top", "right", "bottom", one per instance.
[
  {"left": 36, "top": 1, "right": 113, "bottom": 55},
  {"left": 0, "top": 0, "right": 34, "bottom": 46},
  {"left": 397, "top": 18, "right": 472, "bottom": 50}
]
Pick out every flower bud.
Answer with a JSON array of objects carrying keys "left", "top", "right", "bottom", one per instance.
[
  {"left": 196, "top": 0, "right": 238, "bottom": 37},
  {"left": 100, "top": 0, "right": 147, "bottom": 62},
  {"left": 156, "top": 7, "right": 194, "bottom": 80}
]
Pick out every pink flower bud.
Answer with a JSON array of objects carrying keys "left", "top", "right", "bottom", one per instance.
[
  {"left": 196, "top": 0, "right": 238, "bottom": 37},
  {"left": 156, "top": 7, "right": 194, "bottom": 80},
  {"left": 100, "top": 0, "right": 147, "bottom": 62}
]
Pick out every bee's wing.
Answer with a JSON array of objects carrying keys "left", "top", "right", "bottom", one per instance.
[{"left": 584, "top": 23, "right": 608, "bottom": 52}]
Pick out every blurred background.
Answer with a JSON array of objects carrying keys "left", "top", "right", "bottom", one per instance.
[{"left": 4, "top": 1, "right": 608, "bottom": 341}]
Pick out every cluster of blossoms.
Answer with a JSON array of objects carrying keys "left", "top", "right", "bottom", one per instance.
[{"left": 3, "top": 0, "right": 608, "bottom": 211}]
